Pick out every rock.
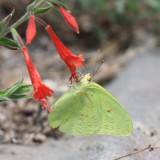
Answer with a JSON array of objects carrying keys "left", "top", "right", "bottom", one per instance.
[
  {"left": 0, "top": 112, "right": 6, "bottom": 124},
  {"left": 19, "top": 101, "right": 39, "bottom": 114},
  {"left": 0, "top": 130, "right": 4, "bottom": 142},
  {"left": 33, "top": 134, "right": 47, "bottom": 143}
]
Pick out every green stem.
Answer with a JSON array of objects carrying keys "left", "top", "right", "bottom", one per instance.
[{"left": 0, "top": 0, "right": 45, "bottom": 37}]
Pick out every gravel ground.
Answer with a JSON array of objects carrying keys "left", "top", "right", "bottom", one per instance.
[{"left": 0, "top": 46, "right": 160, "bottom": 160}]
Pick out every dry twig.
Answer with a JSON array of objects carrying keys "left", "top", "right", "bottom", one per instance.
[{"left": 113, "top": 138, "right": 160, "bottom": 160}]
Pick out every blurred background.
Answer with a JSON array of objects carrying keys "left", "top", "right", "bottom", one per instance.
[{"left": 0, "top": 0, "right": 160, "bottom": 149}]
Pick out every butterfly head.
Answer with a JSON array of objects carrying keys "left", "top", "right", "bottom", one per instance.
[{"left": 80, "top": 73, "right": 92, "bottom": 84}]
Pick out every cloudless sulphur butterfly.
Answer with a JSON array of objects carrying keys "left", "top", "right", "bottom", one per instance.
[{"left": 48, "top": 74, "right": 133, "bottom": 136}]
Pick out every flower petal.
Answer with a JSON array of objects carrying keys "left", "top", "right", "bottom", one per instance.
[
  {"left": 40, "top": 99, "right": 52, "bottom": 113},
  {"left": 26, "top": 13, "right": 36, "bottom": 44},
  {"left": 58, "top": 6, "right": 79, "bottom": 33},
  {"left": 68, "top": 54, "right": 85, "bottom": 67}
]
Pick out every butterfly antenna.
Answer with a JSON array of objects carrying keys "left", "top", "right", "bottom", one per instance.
[
  {"left": 77, "top": 70, "right": 83, "bottom": 76},
  {"left": 80, "top": 64, "right": 87, "bottom": 74},
  {"left": 76, "top": 70, "right": 84, "bottom": 80},
  {"left": 83, "top": 62, "right": 88, "bottom": 74},
  {"left": 92, "top": 60, "right": 104, "bottom": 78},
  {"left": 92, "top": 49, "right": 101, "bottom": 75}
]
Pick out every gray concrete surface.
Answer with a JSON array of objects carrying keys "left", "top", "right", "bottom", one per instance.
[{"left": 0, "top": 47, "right": 160, "bottom": 160}]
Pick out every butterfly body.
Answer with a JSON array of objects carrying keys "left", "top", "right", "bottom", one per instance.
[{"left": 48, "top": 74, "right": 133, "bottom": 136}]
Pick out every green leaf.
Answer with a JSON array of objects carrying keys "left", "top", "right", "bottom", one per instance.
[
  {"left": 6, "top": 78, "right": 23, "bottom": 96},
  {"left": 0, "top": 97, "right": 7, "bottom": 102},
  {"left": 0, "top": 79, "right": 32, "bottom": 102},
  {"left": 0, "top": 79, "right": 30, "bottom": 96},
  {"left": 0, "top": 86, "right": 13, "bottom": 95},
  {"left": 0, "top": 80, "right": 20, "bottom": 95},
  {"left": 34, "top": 5, "right": 52, "bottom": 15},
  {"left": 7, "top": 94, "right": 32, "bottom": 100},
  {"left": 13, "top": 84, "right": 32, "bottom": 94},
  {"left": 45, "top": 0, "right": 71, "bottom": 13},
  {"left": 125, "top": 1, "right": 139, "bottom": 14},
  {"left": 0, "top": 37, "right": 18, "bottom": 50},
  {"left": 27, "top": 0, "right": 39, "bottom": 11},
  {"left": 11, "top": 28, "right": 21, "bottom": 48},
  {"left": 0, "top": 9, "right": 15, "bottom": 32}
]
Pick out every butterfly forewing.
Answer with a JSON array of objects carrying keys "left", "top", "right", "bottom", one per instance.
[{"left": 48, "top": 83, "right": 102, "bottom": 135}]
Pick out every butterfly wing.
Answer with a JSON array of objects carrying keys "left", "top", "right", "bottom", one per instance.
[
  {"left": 88, "top": 82, "right": 133, "bottom": 136},
  {"left": 49, "top": 79, "right": 132, "bottom": 136},
  {"left": 48, "top": 83, "right": 102, "bottom": 135}
]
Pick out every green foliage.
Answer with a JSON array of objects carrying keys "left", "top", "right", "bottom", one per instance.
[
  {"left": 27, "top": 0, "right": 39, "bottom": 11},
  {"left": 0, "top": 79, "right": 32, "bottom": 102},
  {"left": 27, "top": 0, "right": 52, "bottom": 15},
  {"left": 74, "top": 0, "right": 160, "bottom": 43},
  {"left": 74, "top": 0, "right": 160, "bottom": 22},
  {"left": 48, "top": 74, "right": 132, "bottom": 136},
  {"left": 11, "top": 28, "right": 21, "bottom": 48},
  {"left": 45, "top": 0, "right": 71, "bottom": 12},
  {"left": 146, "top": 0, "right": 160, "bottom": 12},
  {"left": 0, "top": 9, "right": 15, "bottom": 32},
  {"left": 34, "top": 5, "right": 52, "bottom": 15},
  {"left": 0, "top": 37, "right": 18, "bottom": 50}
]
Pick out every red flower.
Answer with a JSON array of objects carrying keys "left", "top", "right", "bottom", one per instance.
[
  {"left": 22, "top": 46, "right": 54, "bottom": 112},
  {"left": 45, "top": 25, "right": 85, "bottom": 83},
  {"left": 58, "top": 6, "right": 79, "bottom": 33},
  {"left": 26, "top": 11, "right": 36, "bottom": 44}
]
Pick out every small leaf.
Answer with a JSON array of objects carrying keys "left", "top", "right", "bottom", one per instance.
[
  {"left": 7, "top": 94, "right": 32, "bottom": 100},
  {"left": 125, "top": 1, "right": 139, "bottom": 14},
  {"left": 0, "top": 82, "right": 17, "bottom": 95},
  {"left": 6, "top": 78, "right": 23, "bottom": 96},
  {"left": 0, "top": 97, "right": 8, "bottom": 102},
  {"left": 11, "top": 28, "right": 21, "bottom": 48},
  {"left": 0, "top": 37, "right": 18, "bottom": 50},
  {"left": 45, "top": 0, "right": 71, "bottom": 13},
  {"left": 27, "top": 0, "right": 39, "bottom": 11},
  {"left": 34, "top": 5, "right": 52, "bottom": 15},
  {"left": 0, "top": 9, "right": 15, "bottom": 32},
  {"left": 0, "top": 86, "right": 13, "bottom": 95},
  {"left": 13, "top": 84, "right": 32, "bottom": 94},
  {"left": 0, "top": 79, "right": 32, "bottom": 102}
]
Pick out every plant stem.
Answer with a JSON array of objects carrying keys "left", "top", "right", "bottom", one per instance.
[
  {"left": 113, "top": 138, "right": 160, "bottom": 160},
  {"left": 113, "top": 147, "right": 148, "bottom": 160},
  {"left": 0, "top": 0, "right": 45, "bottom": 37}
]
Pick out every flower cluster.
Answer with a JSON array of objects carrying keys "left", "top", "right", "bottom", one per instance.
[{"left": 14, "top": 2, "right": 85, "bottom": 112}]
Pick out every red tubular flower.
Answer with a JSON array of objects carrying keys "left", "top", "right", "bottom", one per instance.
[
  {"left": 58, "top": 6, "right": 79, "bottom": 33},
  {"left": 22, "top": 46, "right": 54, "bottom": 112},
  {"left": 45, "top": 25, "right": 85, "bottom": 83},
  {"left": 26, "top": 11, "right": 36, "bottom": 44}
]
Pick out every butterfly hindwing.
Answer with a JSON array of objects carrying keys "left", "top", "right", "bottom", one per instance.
[{"left": 88, "top": 82, "right": 132, "bottom": 136}]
